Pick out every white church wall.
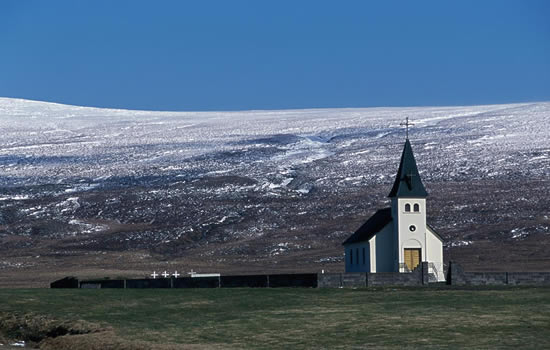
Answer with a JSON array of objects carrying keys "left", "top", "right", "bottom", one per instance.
[
  {"left": 426, "top": 227, "right": 445, "bottom": 281},
  {"left": 401, "top": 238, "right": 422, "bottom": 249},
  {"left": 395, "top": 198, "right": 427, "bottom": 265},
  {"left": 374, "top": 223, "right": 394, "bottom": 272},
  {"left": 369, "top": 235, "right": 376, "bottom": 273}
]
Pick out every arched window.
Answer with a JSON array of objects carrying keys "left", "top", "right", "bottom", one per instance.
[
  {"left": 405, "top": 203, "right": 411, "bottom": 212},
  {"left": 414, "top": 203, "right": 420, "bottom": 212},
  {"left": 356, "top": 248, "right": 359, "bottom": 264},
  {"left": 350, "top": 249, "right": 353, "bottom": 265}
]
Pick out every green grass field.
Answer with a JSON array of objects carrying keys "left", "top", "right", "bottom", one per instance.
[{"left": 1, "top": 287, "right": 549, "bottom": 349}]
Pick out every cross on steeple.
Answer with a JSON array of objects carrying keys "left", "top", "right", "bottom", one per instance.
[{"left": 399, "top": 117, "right": 415, "bottom": 139}]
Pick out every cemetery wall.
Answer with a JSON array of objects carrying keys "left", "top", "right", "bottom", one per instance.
[
  {"left": 369, "top": 262, "right": 429, "bottom": 286},
  {"left": 507, "top": 272, "right": 550, "bottom": 285},
  {"left": 317, "top": 263, "right": 428, "bottom": 288},
  {"left": 447, "top": 262, "right": 550, "bottom": 286},
  {"left": 317, "top": 273, "right": 367, "bottom": 288},
  {"left": 70, "top": 273, "right": 318, "bottom": 289},
  {"left": 317, "top": 273, "right": 342, "bottom": 288},
  {"left": 51, "top": 262, "right": 550, "bottom": 289},
  {"left": 342, "top": 273, "right": 367, "bottom": 287}
]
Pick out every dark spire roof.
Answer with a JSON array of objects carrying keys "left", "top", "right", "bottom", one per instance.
[
  {"left": 342, "top": 208, "right": 392, "bottom": 245},
  {"left": 388, "top": 139, "right": 428, "bottom": 198}
]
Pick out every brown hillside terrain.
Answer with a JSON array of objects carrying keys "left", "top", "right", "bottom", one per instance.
[{"left": 1, "top": 178, "right": 548, "bottom": 288}]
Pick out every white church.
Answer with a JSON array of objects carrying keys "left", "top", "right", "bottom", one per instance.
[{"left": 343, "top": 131, "right": 445, "bottom": 281}]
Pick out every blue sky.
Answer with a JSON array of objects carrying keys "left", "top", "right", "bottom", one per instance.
[{"left": 1, "top": 0, "right": 549, "bottom": 111}]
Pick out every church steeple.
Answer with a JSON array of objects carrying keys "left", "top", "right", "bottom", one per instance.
[{"left": 388, "top": 139, "right": 428, "bottom": 198}]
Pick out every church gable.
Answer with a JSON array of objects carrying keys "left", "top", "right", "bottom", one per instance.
[{"left": 342, "top": 208, "right": 392, "bottom": 245}]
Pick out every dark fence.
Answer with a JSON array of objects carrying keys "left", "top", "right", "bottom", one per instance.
[
  {"left": 220, "top": 275, "right": 268, "bottom": 288},
  {"left": 127, "top": 278, "right": 171, "bottom": 288},
  {"left": 50, "top": 276, "right": 78, "bottom": 289},
  {"left": 268, "top": 274, "right": 318, "bottom": 288},
  {"left": 51, "top": 263, "right": 550, "bottom": 289},
  {"left": 80, "top": 279, "right": 125, "bottom": 289},
  {"left": 174, "top": 277, "right": 220, "bottom": 288},
  {"left": 65, "top": 273, "right": 317, "bottom": 289},
  {"left": 60, "top": 267, "right": 426, "bottom": 289}
]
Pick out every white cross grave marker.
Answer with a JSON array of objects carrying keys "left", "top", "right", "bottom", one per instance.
[
  {"left": 188, "top": 269, "right": 195, "bottom": 276},
  {"left": 162, "top": 271, "right": 170, "bottom": 278},
  {"left": 150, "top": 271, "right": 158, "bottom": 279},
  {"left": 172, "top": 271, "right": 180, "bottom": 278}
]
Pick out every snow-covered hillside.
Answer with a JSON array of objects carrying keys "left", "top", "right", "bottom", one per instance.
[
  {"left": 0, "top": 98, "right": 549, "bottom": 276},
  {"left": 0, "top": 98, "right": 548, "bottom": 190}
]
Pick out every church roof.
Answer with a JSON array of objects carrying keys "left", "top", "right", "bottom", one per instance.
[
  {"left": 388, "top": 139, "right": 428, "bottom": 198},
  {"left": 342, "top": 208, "right": 444, "bottom": 245},
  {"left": 427, "top": 224, "right": 444, "bottom": 242},
  {"left": 342, "top": 208, "right": 392, "bottom": 245}
]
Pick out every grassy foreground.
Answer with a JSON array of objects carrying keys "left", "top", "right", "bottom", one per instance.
[{"left": 1, "top": 287, "right": 549, "bottom": 349}]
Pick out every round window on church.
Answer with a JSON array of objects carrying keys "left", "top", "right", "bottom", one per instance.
[{"left": 409, "top": 225, "right": 416, "bottom": 232}]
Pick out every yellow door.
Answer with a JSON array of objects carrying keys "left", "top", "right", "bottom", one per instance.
[{"left": 404, "top": 248, "right": 421, "bottom": 271}]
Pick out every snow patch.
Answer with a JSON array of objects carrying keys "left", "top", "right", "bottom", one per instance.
[
  {"left": 65, "top": 183, "right": 99, "bottom": 193},
  {"left": 0, "top": 195, "right": 30, "bottom": 201}
]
